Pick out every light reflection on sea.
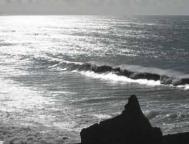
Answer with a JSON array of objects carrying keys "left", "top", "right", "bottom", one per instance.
[{"left": 0, "top": 16, "right": 189, "bottom": 143}]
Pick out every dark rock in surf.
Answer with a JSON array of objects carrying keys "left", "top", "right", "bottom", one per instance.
[
  {"left": 112, "top": 67, "right": 121, "bottom": 73},
  {"left": 160, "top": 75, "right": 189, "bottom": 86},
  {"left": 130, "top": 72, "right": 160, "bottom": 81},
  {"left": 118, "top": 69, "right": 133, "bottom": 77},
  {"left": 78, "top": 63, "right": 113, "bottom": 73},
  {"left": 79, "top": 63, "right": 93, "bottom": 71},
  {"left": 172, "top": 78, "right": 189, "bottom": 86},
  {"left": 80, "top": 95, "right": 163, "bottom": 144},
  {"left": 66, "top": 61, "right": 188, "bottom": 88},
  {"left": 92, "top": 65, "right": 113, "bottom": 73},
  {"left": 160, "top": 75, "right": 173, "bottom": 85}
]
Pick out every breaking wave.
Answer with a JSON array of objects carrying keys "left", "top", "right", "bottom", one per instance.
[
  {"left": 32, "top": 57, "right": 189, "bottom": 89},
  {"left": 78, "top": 71, "right": 161, "bottom": 86}
]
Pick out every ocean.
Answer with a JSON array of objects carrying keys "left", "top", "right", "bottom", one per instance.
[{"left": 0, "top": 15, "right": 189, "bottom": 142}]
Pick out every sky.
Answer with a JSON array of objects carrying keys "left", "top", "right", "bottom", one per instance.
[{"left": 0, "top": 0, "right": 189, "bottom": 15}]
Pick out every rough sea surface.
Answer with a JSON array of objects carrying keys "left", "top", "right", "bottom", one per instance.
[{"left": 0, "top": 15, "right": 189, "bottom": 143}]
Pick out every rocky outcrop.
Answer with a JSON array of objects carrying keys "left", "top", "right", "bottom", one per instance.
[
  {"left": 80, "top": 95, "right": 163, "bottom": 144},
  {"left": 80, "top": 95, "right": 189, "bottom": 144}
]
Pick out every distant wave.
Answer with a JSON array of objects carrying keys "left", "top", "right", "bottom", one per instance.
[
  {"left": 61, "top": 62, "right": 189, "bottom": 88},
  {"left": 32, "top": 57, "right": 189, "bottom": 89}
]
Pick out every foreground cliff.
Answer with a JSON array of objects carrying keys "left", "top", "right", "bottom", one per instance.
[{"left": 80, "top": 95, "right": 189, "bottom": 144}]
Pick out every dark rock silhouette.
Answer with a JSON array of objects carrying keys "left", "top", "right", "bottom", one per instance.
[
  {"left": 80, "top": 95, "right": 163, "bottom": 144},
  {"left": 80, "top": 95, "right": 189, "bottom": 144},
  {"left": 163, "top": 132, "right": 189, "bottom": 144}
]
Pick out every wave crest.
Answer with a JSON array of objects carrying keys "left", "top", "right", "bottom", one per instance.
[
  {"left": 67, "top": 62, "right": 189, "bottom": 88},
  {"left": 32, "top": 57, "right": 189, "bottom": 89}
]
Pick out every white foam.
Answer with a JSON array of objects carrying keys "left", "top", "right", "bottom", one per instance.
[
  {"left": 53, "top": 121, "right": 77, "bottom": 131},
  {"left": 0, "top": 78, "right": 53, "bottom": 112},
  {"left": 78, "top": 71, "right": 161, "bottom": 86},
  {"left": 75, "top": 70, "right": 189, "bottom": 90},
  {"left": 92, "top": 114, "right": 112, "bottom": 120},
  {"left": 177, "top": 84, "right": 189, "bottom": 90}
]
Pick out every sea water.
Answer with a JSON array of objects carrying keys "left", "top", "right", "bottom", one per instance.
[{"left": 0, "top": 15, "right": 189, "bottom": 142}]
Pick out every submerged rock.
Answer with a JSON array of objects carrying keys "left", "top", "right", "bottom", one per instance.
[{"left": 80, "top": 95, "right": 163, "bottom": 144}]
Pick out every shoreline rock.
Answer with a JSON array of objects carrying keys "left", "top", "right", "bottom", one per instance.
[
  {"left": 80, "top": 95, "right": 162, "bottom": 144},
  {"left": 80, "top": 95, "right": 189, "bottom": 144}
]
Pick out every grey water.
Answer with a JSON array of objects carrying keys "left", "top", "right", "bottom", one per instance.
[{"left": 0, "top": 15, "right": 189, "bottom": 141}]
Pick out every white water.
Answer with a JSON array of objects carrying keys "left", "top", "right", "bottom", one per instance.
[{"left": 78, "top": 71, "right": 161, "bottom": 86}]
